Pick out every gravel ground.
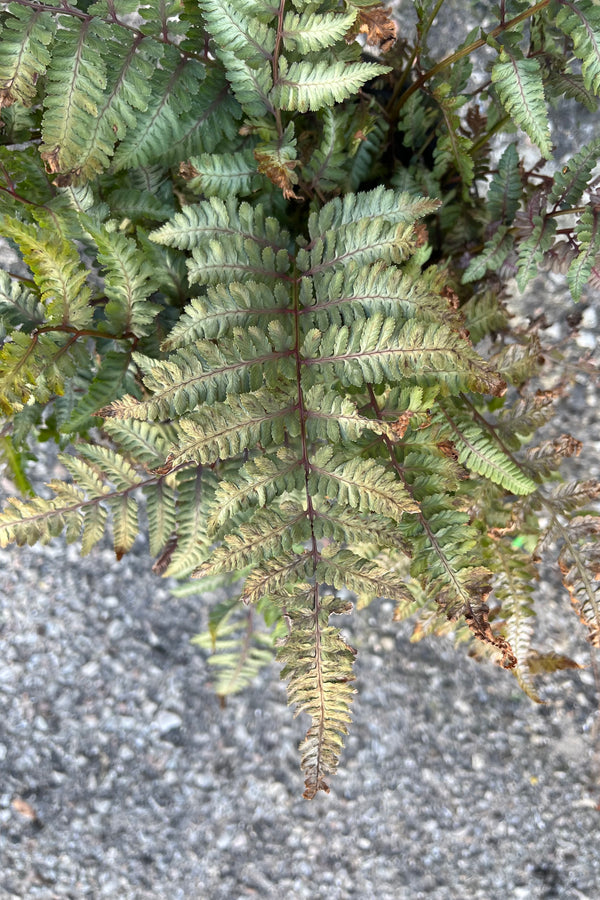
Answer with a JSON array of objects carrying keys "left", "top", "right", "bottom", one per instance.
[{"left": 1, "top": 283, "right": 599, "bottom": 900}]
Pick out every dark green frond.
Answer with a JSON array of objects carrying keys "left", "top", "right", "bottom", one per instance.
[
  {"left": 556, "top": 0, "right": 600, "bottom": 95},
  {"left": 492, "top": 51, "right": 552, "bottom": 158},
  {"left": 487, "top": 143, "right": 522, "bottom": 224}
]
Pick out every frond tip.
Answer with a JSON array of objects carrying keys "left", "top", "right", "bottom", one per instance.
[{"left": 278, "top": 585, "right": 356, "bottom": 799}]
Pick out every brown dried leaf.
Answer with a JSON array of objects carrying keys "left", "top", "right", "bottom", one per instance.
[
  {"left": 389, "top": 410, "right": 415, "bottom": 440},
  {"left": 254, "top": 150, "right": 301, "bottom": 201},
  {"left": 464, "top": 601, "right": 517, "bottom": 669},
  {"left": 526, "top": 651, "right": 582, "bottom": 675},
  {"left": 413, "top": 222, "right": 429, "bottom": 248},
  {"left": 179, "top": 161, "right": 199, "bottom": 181},
  {"left": 40, "top": 146, "right": 62, "bottom": 174},
  {"left": 437, "top": 439, "right": 458, "bottom": 461},
  {"left": 152, "top": 534, "right": 179, "bottom": 575},
  {"left": 358, "top": 6, "right": 397, "bottom": 53},
  {"left": 0, "top": 90, "right": 16, "bottom": 110}
]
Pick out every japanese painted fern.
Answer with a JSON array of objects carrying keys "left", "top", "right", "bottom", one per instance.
[{"left": 1, "top": 0, "right": 600, "bottom": 798}]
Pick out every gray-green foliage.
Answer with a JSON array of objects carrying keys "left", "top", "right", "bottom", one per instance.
[{"left": 0, "top": 0, "right": 599, "bottom": 799}]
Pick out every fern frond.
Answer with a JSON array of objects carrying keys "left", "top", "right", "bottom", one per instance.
[
  {"left": 461, "top": 226, "right": 514, "bottom": 284},
  {"left": 0, "top": 446, "right": 147, "bottom": 557},
  {"left": 103, "top": 418, "right": 175, "bottom": 469},
  {"left": 168, "top": 388, "right": 297, "bottom": 465},
  {"left": 436, "top": 405, "right": 537, "bottom": 495},
  {"left": 107, "top": 331, "right": 291, "bottom": 420},
  {"left": 461, "top": 290, "right": 509, "bottom": 345},
  {"left": 278, "top": 585, "right": 356, "bottom": 799},
  {"left": 495, "top": 390, "right": 558, "bottom": 446},
  {"left": 46, "top": 27, "right": 157, "bottom": 181},
  {"left": 0, "top": 3, "right": 56, "bottom": 108},
  {"left": 63, "top": 349, "right": 131, "bottom": 434},
  {"left": 0, "top": 330, "right": 87, "bottom": 410},
  {"left": 556, "top": 0, "right": 600, "bottom": 96},
  {"left": 299, "top": 189, "right": 440, "bottom": 273},
  {"left": 282, "top": 9, "right": 357, "bottom": 53},
  {"left": 161, "top": 282, "right": 287, "bottom": 349},
  {"left": 144, "top": 477, "right": 177, "bottom": 558},
  {"left": 309, "top": 446, "right": 418, "bottom": 520},
  {"left": 88, "top": 226, "right": 159, "bottom": 336},
  {"left": 0, "top": 270, "right": 44, "bottom": 330},
  {"left": 39, "top": 18, "right": 111, "bottom": 177},
  {"left": 400, "top": 498, "right": 517, "bottom": 667},
  {"left": 1, "top": 217, "right": 92, "bottom": 328},
  {"left": 567, "top": 206, "right": 600, "bottom": 300},
  {"left": 523, "top": 433, "right": 583, "bottom": 478},
  {"left": 548, "top": 68, "right": 598, "bottom": 111},
  {"left": 309, "top": 261, "right": 454, "bottom": 331},
  {"left": 192, "top": 595, "right": 282, "bottom": 696},
  {"left": 558, "top": 516, "right": 600, "bottom": 647},
  {"left": 491, "top": 51, "right": 552, "bottom": 158},
  {"left": 493, "top": 540, "right": 540, "bottom": 700},
  {"left": 162, "top": 465, "right": 215, "bottom": 577},
  {"left": 272, "top": 59, "right": 389, "bottom": 112},
  {"left": 199, "top": 0, "right": 275, "bottom": 64},
  {"left": 150, "top": 197, "right": 292, "bottom": 284},
  {"left": 208, "top": 451, "right": 303, "bottom": 532},
  {"left": 104, "top": 188, "right": 175, "bottom": 224},
  {"left": 314, "top": 507, "right": 411, "bottom": 556},
  {"left": 487, "top": 142, "right": 522, "bottom": 223},
  {"left": 548, "top": 137, "right": 600, "bottom": 209},
  {"left": 308, "top": 186, "right": 440, "bottom": 237},
  {"left": 344, "top": 106, "right": 388, "bottom": 192},
  {"left": 197, "top": 505, "right": 309, "bottom": 575},
  {"left": 303, "top": 316, "right": 506, "bottom": 397},
  {"left": 516, "top": 214, "right": 557, "bottom": 291},
  {"left": 303, "top": 107, "right": 348, "bottom": 192},
  {"left": 181, "top": 150, "right": 261, "bottom": 199},
  {"left": 304, "top": 384, "right": 395, "bottom": 443},
  {"left": 432, "top": 84, "right": 474, "bottom": 189},
  {"left": 112, "top": 58, "right": 239, "bottom": 171},
  {"left": 544, "top": 479, "right": 600, "bottom": 514},
  {"left": 313, "top": 549, "right": 414, "bottom": 606}
]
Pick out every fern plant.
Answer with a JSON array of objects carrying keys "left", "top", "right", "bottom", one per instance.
[{"left": 0, "top": 0, "right": 599, "bottom": 798}]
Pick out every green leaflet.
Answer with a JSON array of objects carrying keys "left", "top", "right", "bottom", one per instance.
[
  {"left": 556, "top": 0, "right": 600, "bottom": 96},
  {"left": 281, "top": 9, "right": 358, "bottom": 54},
  {"left": 278, "top": 585, "right": 356, "bottom": 799},
  {"left": 0, "top": 3, "right": 56, "bottom": 107},
  {"left": 63, "top": 350, "right": 131, "bottom": 434},
  {"left": 437, "top": 405, "right": 537, "bottom": 495},
  {"left": 432, "top": 84, "right": 474, "bottom": 191},
  {"left": 516, "top": 214, "right": 557, "bottom": 291},
  {"left": 88, "top": 227, "right": 160, "bottom": 336},
  {"left": 492, "top": 51, "right": 552, "bottom": 158},
  {"left": 548, "top": 138, "right": 600, "bottom": 209},
  {"left": 0, "top": 217, "right": 92, "bottom": 329},
  {"left": 567, "top": 207, "right": 600, "bottom": 300},
  {"left": 112, "top": 59, "right": 240, "bottom": 171},
  {"left": 487, "top": 143, "right": 522, "bottom": 224},
  {"left": 40, "top": 18, "right": 112, "bottom": 176},
  {"left": 182, "top": 150, "right": 261, "bottom": 199},
  {"left": 271, "top": 59, "right": 390, "bottom": 112},
  {"left": 0, "top": 270, "right": 45, "bottom": 330},
  {"left": 192, "top": 594, "right": 284, "bottom": 697},
  {"left": 461, "top": 226, "right": 514, "bottom": 284}
]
